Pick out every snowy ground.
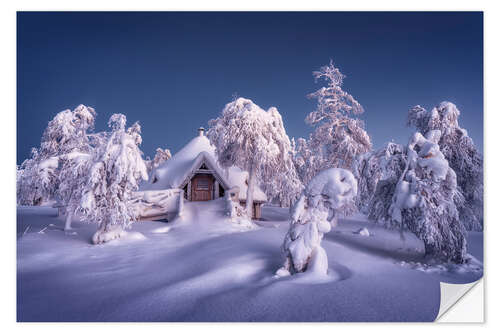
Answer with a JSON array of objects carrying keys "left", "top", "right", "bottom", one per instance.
[{"left": 17, "top": 200, "right": 483, "bottom": 322}]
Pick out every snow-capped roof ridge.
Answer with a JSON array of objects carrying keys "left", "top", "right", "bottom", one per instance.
[{"left": 142, "top": 135, "right": 215, "bottom": 190}]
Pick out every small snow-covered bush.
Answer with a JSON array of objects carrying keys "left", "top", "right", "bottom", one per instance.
[
  {"left": 278, "top": 168, "right": 357, "bottom": 276},
  {"left": 225, "top": 190, "right": 253, "bottom": 227}
]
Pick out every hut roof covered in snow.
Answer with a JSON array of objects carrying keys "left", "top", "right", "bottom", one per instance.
[{"left": 140, "top": 132, "right": 267, "bottom": 202}]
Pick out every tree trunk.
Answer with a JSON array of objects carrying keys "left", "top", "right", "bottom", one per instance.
[
  {"left": 64, "top": 209, "right": 73, "bottom": 231},
  {"left": 245, "top": 163, "right": 256, "bottom": 219}
]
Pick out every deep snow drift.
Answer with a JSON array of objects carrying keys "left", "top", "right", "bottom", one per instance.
[{"left": 17, "top": 202, "right": 482, "bottom": 322}]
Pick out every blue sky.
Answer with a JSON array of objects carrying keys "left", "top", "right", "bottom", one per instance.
[{"left": 17, "top": 12, "right": 483, "bottom": 164}]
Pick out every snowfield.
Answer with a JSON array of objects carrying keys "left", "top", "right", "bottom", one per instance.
[{"left": 17, "top": 201, "right": 482, "bottom": 322}]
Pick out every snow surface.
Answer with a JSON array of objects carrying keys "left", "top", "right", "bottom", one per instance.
[{"left": 17, "top": 204, "right": 482, "bottom": 322}]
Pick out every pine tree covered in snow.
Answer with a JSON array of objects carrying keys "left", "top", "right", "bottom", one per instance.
[
  {"left": 278, "top": 168, "right": 357, "bottom": 276},
  {"left": 390, "top": 131, "right": 467, "bottom": 263},
  {"left": 17, "top": 105, "right": 97, "bottom": 206},
  {"left": 80, "top": 114, "right": 148, "bottom": 244},
  {"left": 407, "top": 102, "right": 483, "bottom": 231},
  {"left": 208, "top": 97, "right": 302, "bottom": 216},
  {"left": 295, "top": 61, "right": 372, "bottom": 185}
]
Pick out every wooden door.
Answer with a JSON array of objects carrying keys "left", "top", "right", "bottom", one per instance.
[{"left": 191, "top": 174, "right": 214, "bottom": 201}]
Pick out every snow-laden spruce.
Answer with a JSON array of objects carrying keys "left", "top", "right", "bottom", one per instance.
[
  {"left": 389, "top": 130, "right": 467, "bottom": 263},
  {"left": 364, "top": 130, "right": 467, "bottom": 263},
  {"left": 17, "top": 105, "right": 97, "bottom": 206},
  {"left": 207, "top": 97, "right": 303, "bottom": 216},
  {"left": 294, "top": 61, "right": 372, "bottom": 185},
  {"left": 80, "top": 114, "right": 148, "bottom": 244},
  {"left": 407, "top": 102, "right": 483, "bottom": 231},
  {"left": 277, "top": 168, "right": 357, "bottom": 276}
]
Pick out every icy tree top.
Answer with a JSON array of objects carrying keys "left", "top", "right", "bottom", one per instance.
[
  {"left": 307, "top": 60, "right": 364, "bottom": 126},
  {"left": 40, "top": 104, "right": 96, "bottom": 157},
  {"left": 304, "top": 168, "right": 358, "bottom": 210},
  {"left": 407, "top": 101, "right": 466, "bottom": 139}
]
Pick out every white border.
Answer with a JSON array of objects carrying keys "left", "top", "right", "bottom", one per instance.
[{"left": 2, "top": 0, "right": 498, "bottom": 331}]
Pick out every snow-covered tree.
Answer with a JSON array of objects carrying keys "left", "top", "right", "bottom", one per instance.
[
  {"left": 293, "top": 137, "right": 323, "bottom": 189},
  {"left": 41, "top": 104, "right": 96, "bottom": 157},
  {"left": 407, "top": 102, "right": 483, "bottom": 230},
  {"left": 353, "top": 142, "right": 406, "bottom": 215},
  {"left": 389, "top": 130, "right": 467, "bottom": 263},
  {"left": 17, "top": 148, "right": 57, "bottom": 206},
  {"left": 57, "top": 152, "right": 92, "bottom": 230},
  {"left": 365, "top": 130, "right": 467, "bottom": 263},
  {"left": 146, "top": 147, "right": 172, "bottom": 174},
  {"left": 257, "top": 107, "right": 303, "bottom": 207},
  {"left": 277, "top": 168, "right": 357, "bottom": 276},
  {"left": 80, "top": 114, "right": 148, "bottom": 244},
  {"left": 296, "top": 60, "right": 372, "bottom": 185},
  {"left": 17, "top": 105, "right": 96, "bottom": 206},
  {"left": 208, "top": 97, "right": 301, "bottom": 217}
]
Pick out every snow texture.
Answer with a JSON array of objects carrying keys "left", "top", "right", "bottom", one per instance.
[{"left": 17, "top": 205, "right": 482, "bottom": 322}]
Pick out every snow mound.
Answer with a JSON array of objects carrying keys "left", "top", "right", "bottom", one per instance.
[
  {"left": 122, "top": 231, "right": 147, "bottom": 241},
  {"left": 151, "top": 226, "right": 171, "bottom": 234},
  {"left": 354, "top": 227, "right": 370, "bottom": 237}
]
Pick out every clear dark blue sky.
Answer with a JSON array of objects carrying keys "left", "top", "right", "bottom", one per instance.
[{"left": 17, "top": 12, "right": 483, "bottom": 164}]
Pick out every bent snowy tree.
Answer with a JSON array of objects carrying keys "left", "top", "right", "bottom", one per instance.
[
  {"left": 278, "top": 168, "right": 357, "bottom": 276},
  {"left": 207, "top": 97, "right": 301, "bottom": 218},
  {"left": 353, "top": 142, "right": 407, "bottom": 216},
  {"left": 407, "top": 102, "right": 483, "bottom": 231},
  {"left": 80, "top": 114, "right": 148, "bottom": 244},
  {"left": 388, "top": 130, "right": 467, "bottom": 263}
]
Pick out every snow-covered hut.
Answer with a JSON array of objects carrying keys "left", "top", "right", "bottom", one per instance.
[{"left": 139, "top": 127, "right": 267, "bottom": 219}]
